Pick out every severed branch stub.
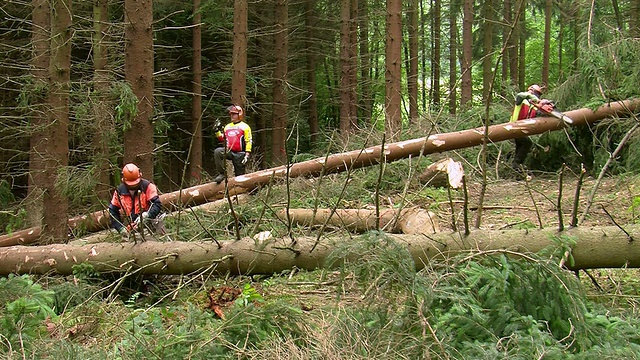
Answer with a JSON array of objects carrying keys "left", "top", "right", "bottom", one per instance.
[{"left": 418, "top": 158, "right": 464, "bottom": 189}]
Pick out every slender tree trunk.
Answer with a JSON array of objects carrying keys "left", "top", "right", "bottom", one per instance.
[
  {"left": 26, "top": 0, "right": 50, "bottom": 227},
  {"left": 359, "top": 0, "right": 372, "bottom": 124},
  {"left": 542, "top": 0, "right": 552, "bottom": 86},
  {"left": 518, "top": 4, "right": 526, "bottom": 88},
  {"left": 482, "top": 0, "right": 494, "bottom": 102},
  {"left": 432, "top": 0, "right": 441, "bottom": 109},
  {"left": 461, "top": 0, "right": 473, "bottom": 107},
  {"left": 124, "top": 0, "right": 154, "bottom": 177},
  {"left": 188, "top": 0, "right": 203, "bottom": 183},
  {"left": 448, "top": 0, "right": 458, "bottom": 114},
  {"left": 271, "top": 0, "right": 288, "bottom": 165},
  {"left": 232, "top": 0, "right": 248, "bottom": 106},
  {"left": 408, "top": 0, "right": 419, "bottom": 124},
  {"left": 92, "top": 0, "right": 113, "bottom": 201},
  {"left": 348, "top": 0, "right": 358, "bottom": 129},
  {"left": 630, "top": 0, "right": 640, "bottom": 37},
  {"left": 385, "top": 0, "right": 402, "bottom": 140},
  {"left": 305, "top": 0, "right": 319, "bottom": 145},
  {"left": 339, "top": 0, "right": 352, "bottom": 134},
  {"left": 43, "top": 0, "right": 72, "bottom": 243}
]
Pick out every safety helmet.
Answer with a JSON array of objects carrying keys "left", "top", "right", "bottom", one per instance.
[
  {"left": 528, "top": 84, "right": 543, "bottom": 96},
  {"left": 122, "top": 163, "right": 141, "bottom": 187},
  {"left": 227, "top": 105, "right": 244, "bottom": 121}
]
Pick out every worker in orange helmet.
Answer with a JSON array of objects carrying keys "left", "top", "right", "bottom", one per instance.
[
  {"left": 509, "top": 84, "right": 553, "bottom": 177},
  {"left": 108, "top": 163, "right": 164, "bottom": 240},
  {"left": 213, "top": 105, "right": 253, "bottom": 183}
]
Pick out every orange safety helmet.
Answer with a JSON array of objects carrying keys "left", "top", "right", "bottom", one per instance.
[
  {"left": 528, "top": 84, "right": 543, "bottom": 96},
  {"left": 122, "top": 163, "right": 142, "bottom": 187},
  {"left": 227, "top": 105, "right": 245, "bottom": 121}
]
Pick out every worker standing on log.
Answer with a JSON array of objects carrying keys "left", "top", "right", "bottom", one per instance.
[
  {"left": 510, "top": 84, "right": 554, "bottom": 177},
  {"left": 213, "top": 105, "right": 253, "bottom": 183},
  {"left": 108, "top": 163, "right": 164, "bottom": 240}
]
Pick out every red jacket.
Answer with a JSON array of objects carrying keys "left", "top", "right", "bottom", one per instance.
[{"left": 108, "top": 179, "right": 161, "bottom": 231}]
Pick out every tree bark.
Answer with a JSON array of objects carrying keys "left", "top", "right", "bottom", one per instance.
[
  {"left": 271, "top": 0, "right": 288, "bottom": 166},
  {"left": 2, "top": 225, "right": 640, "bottom": 276},
  {"left": 188, "top": 0, "right": 203, "bottom": 183},
  {"left": 407, "top": 0, "right": 418, "bottom": 123},
  {"left": 93, "top": 0, "right": 113, "bottom": 201},
  {"left": 461, "top": 0, "right": 473, "bottom": 107},
  {"left": 26, "top": 0, "right": 50, "bottom": 227},
  {"left": 277, "top": 208, "right": 439, "bottom": 234},
  {"left": 231, "top": 0, "right": 247, "bottom": 106},
  {"left": 2, "top": 99, "right": 638, "bottom": 246},
  {"left": 43, "top": 0, "right": 72, "bottom": 242},
  {"left": 124, "top": 0, "right": 154, "bottom": 175},
  {"left": 385, "top": 0, "right": 402, "bottom": 140}
]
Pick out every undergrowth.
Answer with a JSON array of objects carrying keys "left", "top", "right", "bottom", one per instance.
[{"left": 2, "top": 233, "right": 640, "bottom": 359}]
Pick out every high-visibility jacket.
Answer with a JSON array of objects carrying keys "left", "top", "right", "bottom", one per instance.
[
  {"left": 510, "top": 91, "right": 540, "bottom": 122},
  {"left": 108, "top": 179, "right": 161, "bottom": 231},
  {"left": 216, "top": 121, "right": 252, "bottom": 153}
]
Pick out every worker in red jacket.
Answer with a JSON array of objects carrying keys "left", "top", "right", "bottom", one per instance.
[
  {"left": 213, "top": 105, "right": 253, "bottom": 183},
  {"left": 509, "top": 84, "right": 553, "bottom": 174},
  {"left": 108, "top": 163, "right": 163, "bottom": 240}
]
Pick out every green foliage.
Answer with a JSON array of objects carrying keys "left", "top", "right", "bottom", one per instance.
[
  {"left": 0, "top": 180, "right": 26, "bottom": 234},
  {"left": 234, "top": 283, "right": 264, "bottom": 307},
  {"left": 0, "top": 275, "right": 56, "bottom": 353},
  {"left": 322, "top": 235, "right": 640, "bottom": 358},
  {"left": 111, "top": 81, "right": 138, "bottom": 131}
]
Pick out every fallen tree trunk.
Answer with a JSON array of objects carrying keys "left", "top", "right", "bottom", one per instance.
[
  {"left": 278, "top": 208, "right": 440, "bottom": 234},
  {"left": 2, "top": 99, "right": 638, "bottom": 246},
  {"left": 1, "top": 225, "right": 639, "bottom": 276}
]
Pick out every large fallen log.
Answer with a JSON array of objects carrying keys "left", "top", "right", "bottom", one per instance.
[
  {"left": 1, "top": 99, "right": 638, "bottom": 246},
  {"left": 278, "top": 208, "right": 440, "bottom": 234},
  {"left": 1, "top": 225, "right": 639, "bottom": 276}
]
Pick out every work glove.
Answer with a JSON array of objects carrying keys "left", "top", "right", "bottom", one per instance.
[
  {"left": 135, "top": 212, "right": 150, "bottom": 226},
  {"left": 119, "top": 227, "right": 129, "bottom": 240},
  {"left": 241, "top": 153, "right": 250, "bottom": 165}
]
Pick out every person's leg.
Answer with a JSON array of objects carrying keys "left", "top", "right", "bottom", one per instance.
[
  {"left": 230, "top": 151, "right": 246, "bottom": 176},
  {"left": 214, "top": 147, "right": 226, "bottom": 182},
  {"left": 513, "top": 137, "right": 533, "bottom": 168}
]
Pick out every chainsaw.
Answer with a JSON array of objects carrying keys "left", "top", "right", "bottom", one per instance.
[{"left": 535, "top": 99, "right": 574, "bottom": 125}]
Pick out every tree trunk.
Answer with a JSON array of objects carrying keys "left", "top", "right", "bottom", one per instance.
[
  {"left": 231, "top": 0, "right": 247, "bottom": 106},
  {"left": 305, "top": 0, "right": 319, "bottom": 145},
  {"left": 542, "top": 0, "right": 552, "bottom": 86},
  {"left": 3, "top": 225, "right": 640, "bottom": 276},
  {"left": 358, "top": 0, "right": 372, "bottom": 124},
  {"left": 482, "top": 0, "right": 494, "bottom": 103},
  {"left": 278, "top": 208, "right": 439, "bottom": 234},
  {"left": 385, "top": 0, "right": 402, "bottom": 140},
  {"left": 431, "top": 0, "right": 441, "bottom": 110},
  {"left": 26, "top": 0, "right": 50, "bottom": 228},
  {"left": 188, "top": 0, "right": 203, "bottom": 183},
  {"left": 339, "top": 0, "right": 352, "bottom": 134},
  {"left": 407, "top": 0, "right": 418, "bottom": 123},
  {"left": 448, "top": 0, "right": 457, "bottom": 114},
  {"left": 271, "top": 0, "right": 288, "bottom": 166},
  {"left": 43, "top": 0, "right": 72, "bottom": 243},
  {"left": 461, "top": 0, "right": 473, "bottom": 107},
  {"left": 2, "top": 99, "right": 638, "bottom": 246},
  {"left": 93, "top": 0, "right": 113, "bottom": 201},
  {"left": 124, "top": 0, "right": 154, "bottom": 176}
]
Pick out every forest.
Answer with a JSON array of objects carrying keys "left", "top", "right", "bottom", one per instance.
[{"left": 1, "top": 0, "right": 640, "bottom": 358}]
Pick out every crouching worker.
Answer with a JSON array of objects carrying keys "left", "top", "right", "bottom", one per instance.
[{"left": 108, "top": 163, "right": 165, "bottom": 241}]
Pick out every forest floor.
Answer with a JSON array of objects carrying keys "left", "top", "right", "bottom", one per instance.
[{"left": 246, "top": 172, "right": 640, "bottom": 319}]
